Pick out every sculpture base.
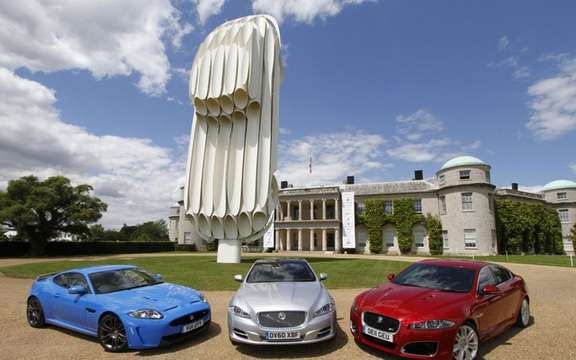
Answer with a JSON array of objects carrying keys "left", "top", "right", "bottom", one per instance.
[{"left": 217, "top": 239, "right": 241, "bottom": 263}]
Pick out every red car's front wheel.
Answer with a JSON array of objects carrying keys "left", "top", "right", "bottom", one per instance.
[{"left": 452, "top": 324, "right": 479, "bottom": 360}]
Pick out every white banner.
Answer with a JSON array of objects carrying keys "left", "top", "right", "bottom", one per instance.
[
  {"left": 341, "top": 191, "right": 356, "bottom": 249},
  {"left": 263, "top": 214, "right": 275, "bottom": 248}
]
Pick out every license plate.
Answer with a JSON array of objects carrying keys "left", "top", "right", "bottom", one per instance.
[
  {"left": 182, "top": 319, "right": 204, "bottom": 333},
  {"left": 364, "top": 325, "right": 394, "bottom": 343},
  {"left": 266, "top": 331, "right": 300, "bottom": 340}
]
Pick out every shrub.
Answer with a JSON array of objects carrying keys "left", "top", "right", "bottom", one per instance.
[
  {"left": 0, "top": 241, "right": 175, "bottom": 257},
  {"left": 426, "top": 214, "right": 443, "bottom": 255},
  {"left": 175, "top": 244, "right": 197, "bottom": 252},
  {"left": 0, "top": 241, "right": 30, "bottom": 257}
]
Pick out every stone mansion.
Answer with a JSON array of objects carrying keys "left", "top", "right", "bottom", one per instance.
[{"left": 169, "top": 156, "right": 576, "bottom": 256}]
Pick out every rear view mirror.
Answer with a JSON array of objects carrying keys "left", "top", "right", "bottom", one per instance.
[
  {"left": 68, "top": 285, "right": 87, "bottom": 295},
  {"left": 319, "top": 273, "right": 328, "bottom": 281},
  {"left": 234, "top": 274, "right": 243, "bottom": 282},
  {"left": 481, "top": 285, "right": 500, "bottom": 295},
  {"left": 154, "top": 273, "right": 163, "bottom": 281},
  {"left": 387, "top": 273, "right": 395, "bottom": 282}
]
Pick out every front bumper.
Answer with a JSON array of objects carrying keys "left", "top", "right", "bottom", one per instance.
[
  {"left": 122, "top": 302, "right": 211, "bottom": 349},
  {"left": 350, "top": 310, "right": 457, "bottom": 360},
  {"left": 228, "top": 310, "right": 336, "bottom": 345}
]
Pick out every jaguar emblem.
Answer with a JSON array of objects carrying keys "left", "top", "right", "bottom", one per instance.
[
  {"left": 190, "top": 314, "right": 195, "bottom": 321},
  {"left": 377, "top": 316, "right": 384, "bottom": 323},
  {"left": 278, "top": 312, "right": 286, "bottom": 321}
]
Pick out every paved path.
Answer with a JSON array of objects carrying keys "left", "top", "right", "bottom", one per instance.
[{"left": 0, "top": 254, "right": 574, "bottom": 359}]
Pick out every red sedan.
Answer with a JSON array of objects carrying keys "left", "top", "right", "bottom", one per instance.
[{"left": 350, "top": 259, "right": 530, "bottom": 360}]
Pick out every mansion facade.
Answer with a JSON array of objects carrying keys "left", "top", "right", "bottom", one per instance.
[{"left": 169, "top": 156, "right": 576, "bottom": 256}]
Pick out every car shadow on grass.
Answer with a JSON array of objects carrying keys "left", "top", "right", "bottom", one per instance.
[
  {"left": 136, "top": 321, "right": 222, "bottom": 356},
  {"left": 476, "top": 316, "right": 535, "bottom": 360},
  {"left": 234, "top": 320, "right": 349, "bottom": 358}
]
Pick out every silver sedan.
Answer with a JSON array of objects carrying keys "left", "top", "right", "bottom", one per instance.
[{"left": 228, "top": 259, "right": 337, "bottom": 345}]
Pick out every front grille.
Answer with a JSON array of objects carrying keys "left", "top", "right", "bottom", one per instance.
[
  {"left": 169, "top": 309, "right": 210, "bottom": 326},
  {"left": 363, "top": 312, "right": 400, "bottom": 333},
  {"left": 402, "top": 342, "right": 438, "bottom": 356},
  {"left": 258, "top": 311, "right": 306, "bottom": 328}
]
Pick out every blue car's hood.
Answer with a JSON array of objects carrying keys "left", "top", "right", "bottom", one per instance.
[{"left": 99, "top": 283, "right": 202, "bottom": 312}]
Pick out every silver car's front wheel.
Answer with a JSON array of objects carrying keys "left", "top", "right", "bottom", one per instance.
[{"left": 453, "top": 324, "right": 479, "bottom": 360}]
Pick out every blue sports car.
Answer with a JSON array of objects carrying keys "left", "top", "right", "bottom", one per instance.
[{"left": 26, "top": 265, "right": 211, "bottom": 352}]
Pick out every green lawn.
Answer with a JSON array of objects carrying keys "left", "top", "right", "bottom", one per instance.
[
  {"left": 0, "top": 256, "right": 411, "bottom": 291},
  {"left": 422, "top": 254, "right": 575, "bottom": 268}
]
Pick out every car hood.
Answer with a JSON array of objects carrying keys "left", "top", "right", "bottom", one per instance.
[
  {"left": 234, "top": 282, "right": 325, "bottom": 312},
  {"left": 99, "top": 282, "right": 203, "bottom": 312},
  {"left": 360, "top": 283, "right": 470, "bottom": 320}
]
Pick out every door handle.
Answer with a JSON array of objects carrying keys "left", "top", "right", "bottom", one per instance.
[{"left": 85, "top": 308, "right": 96, "bottom": 313}]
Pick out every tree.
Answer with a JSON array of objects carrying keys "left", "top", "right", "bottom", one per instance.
[
  {"left": 571, "top": 223, "right": 576, "bottom": 253},
  {"left": 425, "top": 214, "right": 443, "bottom": 255},
  {"left": 131, "top": 220, "right": 169, "bottom": 242},
  {"left": 0, "top": 176, "right": 107, "bottom": 255}
]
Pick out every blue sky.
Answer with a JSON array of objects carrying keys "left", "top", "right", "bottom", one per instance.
[{"left": 1, "top": 0, "right": 575, "bottom": 227}]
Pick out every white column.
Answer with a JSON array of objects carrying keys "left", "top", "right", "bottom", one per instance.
[
  {"left": 298, "top": 228, "right": 303, "bottom": 251},
  {"left": 309, "top": 229, "right": 315, "bottom": 251},
  {"left": 286, "top": 229, "right": 291, "bottom": 251},
  {"left": 335, "top": 228, "right": 341, "bottom": 253},
  {"left": 322, "top": 199, "right": 326, "bottom": 220},
  {"left": 287, "top": 200, "right": 291, "bottom": 220},
  {"left": 335, "top": 198, "right": 340, "bottom": 220},
  {"left": 298, "top": 200, "right": 302, "bottom": 220},
  {"left": 217, "top": 240, "right": 241, "bottom": 263},
  {"left": 275, "top": 229, "right": 280, "bottom": 251},
  {"left": 310, "top": 200, "right": 314, "bottom": 220},
  {"left": 322, "top": 228, "right": 327, "bottom": 251}
]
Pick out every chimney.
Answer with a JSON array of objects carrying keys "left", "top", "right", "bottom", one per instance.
[
  {"left": 280, "top": 181, "right": 288, "bottom": 189},
  {"left": 512, "top": 183, "right": 519, "bottom": 191},
  {"left": 346, "top": 176, "right": 355, "bottom": 184},
  {"left": 414, "top": 170, "right": 423, "bottom": 181}
]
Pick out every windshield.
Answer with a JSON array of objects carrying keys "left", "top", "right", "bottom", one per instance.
[
  {"left": 246, "top": 261, "right": 316, "bottom": 283},
  {"left": 89, "top": 268, "right": 162, "bottom": 294},
  {"left": 393, "top": 263, "right": 475, "bottom": 293}
]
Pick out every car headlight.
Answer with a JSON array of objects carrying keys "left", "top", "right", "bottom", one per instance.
[
  {"left": 229, "top": 305, "right": 251, "bottom": 319},
  {"left": 128, "top": 309, "right": 164, "bottom": 320},
  {"left": 198, "top": 292, "right": 208, "bottom": 303},
  {"left": 351, "top": 299, "right": 359, "bottom": 313},
  {"left": 313, "top": 303, "right": 335, "bottom": 318},
  {"left": 409, "top": 320, "right": 455, "bottom": 330}
]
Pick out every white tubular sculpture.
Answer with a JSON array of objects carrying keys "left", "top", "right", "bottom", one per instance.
[{"left": 184, "top": 15, "right": 283, "bottom": 263}]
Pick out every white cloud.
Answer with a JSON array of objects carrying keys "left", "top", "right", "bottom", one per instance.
[
  {"left": 527, "top": 56, "right": 576, "bottom": 139},
  {"left": 518, "top": 185, "right": 543, "bottom": 193},
  {"left": 194, "top": 0, "right": 228, "bottom": 24},
  {"left": 277, "top": 130, "right": 388, "bottom": 186},
  {"left": 0, "top": 1, "right": 192, "bottom": 96},
  {"left": 488, "top": 56, "right": 531, "bottom": 79},
  {"left": 570, "top": 164, "right": 576, "bottom": 174},
  {"left": 0, "top": 68, "right": 186, "bottom": 228},
  {"left": 251, "top": 0, "right": 375, "bottom": 24},
  {"left": 498, "top": 36, "right": 509, "bottom": 51},
  {"left": 386, "top": 109, "right": 481, "bottom": 163}
]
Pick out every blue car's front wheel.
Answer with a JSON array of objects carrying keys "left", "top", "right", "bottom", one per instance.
[
  {"left": 98, "top": 314, "right": 128, "bottom": 352},
  {"left": 27, "top": 297, "right": 45, "bottom": 328}
]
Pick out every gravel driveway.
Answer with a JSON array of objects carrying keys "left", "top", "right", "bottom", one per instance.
[{"left": 0, "top": 259, "right": 574, "bottom": 360}]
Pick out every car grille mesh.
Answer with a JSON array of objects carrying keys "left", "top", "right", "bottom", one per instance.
[
  {"left": 169, "top": 309, "right": 209, "bottom": 326},
  {"left": 258, "top": 311, "right": 306, "bottom": 328},
  {"left": 363, "top": 312, "right": 400, "bottom": 333}
]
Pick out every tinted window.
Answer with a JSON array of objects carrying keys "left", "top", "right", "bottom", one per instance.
[
  {"left": 53, "top": 273, "right": 88, "bottom": 289},
  {"left": 477, "top": 267, "right": 496, "bottom": 293},
  {"left": 53, "top": 274, "right": 69, "bottom": 288},
  {"left": 89, "top": 269, "right": 161, "bottom": 294},
  {"left": 246, "top": 261, "right": 316, "bottom": 283},
  {"left": 490, "top": 266, "right": 512, "bottom": 284},
  {"left": 393, "top": 263, "right": 475, "bottom": 293}
]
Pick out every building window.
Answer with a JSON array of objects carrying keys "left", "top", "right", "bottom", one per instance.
[
  {"left": 292, "top": 206, "right": 299, "bottom": 220},
  {"left": 384, "top": 200, "right": 393, "bottom": 215},
  {"left": 442, "top": 230, "right": 449, "bottom": 249},
  {"left": 184, "top": 232, "right": 192, "bottom": 244},
  {"left": 414, "top": 227, "right": 425, "bottom": 248},
  {"left": 557, "top": 192, "right": 567, "bottom": 200},
  {"left": 485, "top": 171, "right": 491, "bottom": 183},
  {"left": 355, "top": 202, "right": 365, "bottom": 216},
  {"left": 439, "top": 196, "right": 447, "bottom": 215},
  {"left": 488, "top": 194, "right": 493, "bottom": 212},
  {"left": 491, "top": 230, "right": 497, "bottom": 250},
  {"left": 459, "top": 170, "right": 471, "bottom": 180},
  {"left": 413, "top": 199, "right": 422, "bottom": 214},
  {"left": 464, "top": 229, "right": 477, "bottom": 249},
  {"left": 439, "top": 174, "right": 446, "bottom": 185},
  {"left": 461, "top": 192, "right": 473, "bottom": 211},
  {"left": 558, "top": 209, "right": 569, "bottom": 223},
  {"left": 384, "top": 228, "right": 395, "bottom": 247}
]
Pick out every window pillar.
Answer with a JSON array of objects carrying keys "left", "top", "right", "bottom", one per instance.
[
  {"left": 322, "top": 199, "right": 327, "bottom": 220},
  {"left": 322, "top": 228, "right": 327, "bottom": 251}
]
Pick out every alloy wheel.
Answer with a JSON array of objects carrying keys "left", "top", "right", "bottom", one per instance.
[
  {"left": 521, "top": 299, "right": 530, "bottom": 326},
  {"left": 99, "top": 315, "right": 127, "bottom": 352},
  {"left": 453, "top": 324, "right": 479, "bottom": 360},
  {"left": 27, "top": 298, "right": 44, "bottom": 327}
]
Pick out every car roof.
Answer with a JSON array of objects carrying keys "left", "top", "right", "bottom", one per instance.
[
  {"left": 253, "top": 258, "right": 308, "bottom": 264},
  {"left": 417, "top": 258, "right": 490, "bottom": 271},
  {"left": 62, "top": 264, "right": 137, "bottom": 275}
]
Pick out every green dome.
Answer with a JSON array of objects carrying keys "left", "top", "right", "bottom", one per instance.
[
  {"left": 440, "top": 156, "right": 487, "bottom": 170},
  {"left": 541, "top": 180, "right": 576, "bottom": 192}
]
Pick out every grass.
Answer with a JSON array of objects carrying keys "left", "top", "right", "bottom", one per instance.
[
  {"left": 0, "top": 256, "right": 411, "bottom": 291},
  {"left": 422, "top": 254, "right": 576, "bottom": 268}
]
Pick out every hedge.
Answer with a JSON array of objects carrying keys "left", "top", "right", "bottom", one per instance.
[
  {"left": 0, "top": 241, "right": 175, "bottom": 257},
  {"left": 175, "top": 244, "right": 197, "bottom": 252}
]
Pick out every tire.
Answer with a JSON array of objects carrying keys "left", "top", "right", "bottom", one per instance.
[
  {"left": 27, "top": 297, "right": 46, "bottom": 328},
  {"left": 515, "top": 298, "right": 530, "bottom": 328},
  {"left": 98, "top": 313, "right": 128, "bottom": 352},
  {"left": 453, "top": 324, "right": 479, "bottom": 360}
]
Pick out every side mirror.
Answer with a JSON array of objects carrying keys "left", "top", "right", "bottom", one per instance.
[
  {"left": 319, "top": 273, "right": 328, "bottom": 281},
  {"left": 481, "top": 285, "right": 500, "bottom": 295},
  {"left": 387, "top": 273, "right": 395, "bottom": 282},
  {"left": 154, "top": 273, "right": 163, "bottom": 282},
  {"left": 234, "top": 274, "right": 243, "bottom": 283},
  {"left": 68, "top": 285, "right": 87, "bottom": 295}
]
